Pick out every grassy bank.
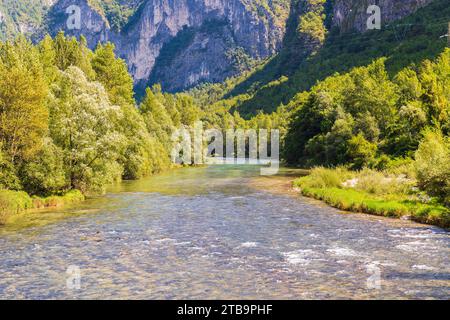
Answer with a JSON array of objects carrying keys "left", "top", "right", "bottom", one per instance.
[
  {"left": 0, "top": 190, "right": 85, "bottom": 225},
  {"left": 294, "top": 168, "right": 450, "bottom": 229}
]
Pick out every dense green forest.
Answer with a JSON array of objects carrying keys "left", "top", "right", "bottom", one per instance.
[{"left": 0, "top": 33, "right": 207, "bottom": 200}]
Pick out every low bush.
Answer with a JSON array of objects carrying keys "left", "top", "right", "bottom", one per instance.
[
  {"left": 415, "top": 129, "right": 450, "bottom": 207},
  {"left": 32, "top": 190, "right": 84, "bottom": 209},
  {"left": 355, "top": 168, "right": 414, "bottom": 195}
]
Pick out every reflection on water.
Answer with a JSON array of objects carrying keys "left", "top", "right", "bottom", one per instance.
[{"left": 0, "top": 166, "right": 449, "bottom": 299}]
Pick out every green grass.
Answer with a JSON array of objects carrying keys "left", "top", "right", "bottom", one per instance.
[
  {"left": 294, "top": 179, "right": 450, "bottom": 229},
  {"left": 0, "top": 190, "right": 33, "bottom": 224},
  {"left": 0, "top": 189, "right": 85, "bottom": 225}
]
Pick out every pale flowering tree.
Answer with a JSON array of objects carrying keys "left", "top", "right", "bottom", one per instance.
[{"left": 48, "top": 67, "right": 127, "bottom": 193}]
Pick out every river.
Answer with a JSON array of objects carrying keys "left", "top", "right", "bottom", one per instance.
[{"left": 0, "top": 166, "right": 448, "bottom": 299}]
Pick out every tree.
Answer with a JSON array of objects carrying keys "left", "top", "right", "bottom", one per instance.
[
  {"left": 0, "top": 37, "right": 48, "bottom": 165},
  {"left": 415, "top": 129, "right": 450, "bottom": 206},
  {"left": 53, "top": 32, "right": 96, "bottom": 80},
  {"left": 296, "top": 0, "right": 327, "bottom": 54},
  {"left": 92, "top": 42, "right": 134, "bottom": 107},
  {"left": 49, "top": 67, "right": 126, "bottom": 193},
  {"left": 0, "top": 142, "right": 21, "bottom": 190},
  {"left": 20, "top": 138, "right": 66, "bottom": 195},
  {"left": 347, "top": 133, "right": 378, "bottom": 170},
  {"left": 175, "top": 94, "right": 203, "bottom": 126},
  {"left": 119, "top": 103, "right": 170, "bottom": 179},
  {"left": 140, "top": 87, "right": 174, "bottom": 151},
  {"left": 418, "top": 49, "right": 450, "bottom": 134},
  {"left": 344, "top": 59, "right": 398, "bottom": 133},
  {"left": 38, "top": 35, "right": 58, "bottom": 83}
]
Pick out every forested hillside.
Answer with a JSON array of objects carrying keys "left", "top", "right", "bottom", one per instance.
[
  {"left": 0, "top": 0, "right": 50, "bottom": 41},
  {"left": 198, "top": 0, "right": 449, "bottom": 116}
]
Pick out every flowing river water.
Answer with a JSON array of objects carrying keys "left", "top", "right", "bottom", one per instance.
[{"left": 0, "top": 166, "right": 449, "bottom": 299}]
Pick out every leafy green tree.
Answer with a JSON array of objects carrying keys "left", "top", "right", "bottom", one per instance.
[
  {"left": 0, "top": 142, "right": 21, "bottom": 190},
  {"left": 20, "top": 138, "right": 66, "bottom": 195},
  {"left": 53, "top": 32, "right": 96, "bottom": 80},
  {"left": 347, "top": 133, "right": 378, "bottom": 170},
  {"left": 394, "top": 67, "right": 423, "bottom": 105},
  {"left": 0, "top": 37, "right": 48, "bottom": 165},
  {"left": 175, "top": 94, "right": 203, "bottom": 126},
  {"left": 415, "top": 129, "right": 450, "bottom": 206},
  {"left": 140, "top": 87, "right": 175, "bottom": 151},
  {"left": 283, "top": 74, "right": 351, "bottom": 164},
  {"left": 304, "top": 109, "right": 354, "bottom": 166},
  {"left": 385, "top": 101, "right": 428, "bottom": 156},
  {"left": 92, "top": 42, "right": 134, "bottom": 107},
  {"left": 296, "top": 0, "right": 327, "bottom": 54},
  {"left": 344, "top": 59, "right": 398, "bottom": 133},
  {"left": 418, "top": 49, "right": 450, "bottom": 134},
  {"left": 119, "top": 103, "right": 170, "bottom": 179},
  {"left": 354, "top": 111, "right": 380, "bottom": 143},
  {"left": 38, "top": 35, "right": 58, "bottom": 84}
]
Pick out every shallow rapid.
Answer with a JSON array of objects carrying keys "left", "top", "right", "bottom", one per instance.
[{"left": 0, "top": 166, "right": 448, "bottom": 299}]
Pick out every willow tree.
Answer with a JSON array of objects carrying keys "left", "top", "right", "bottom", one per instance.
[{"left": 48, "top": 67, "right": 126, "bottom": 193}]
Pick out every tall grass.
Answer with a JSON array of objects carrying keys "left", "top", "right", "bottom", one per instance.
[
  {"left": 355, "top": 169, "right": 414, "bottom": 195},
  {"left": 295, "top": 167, "right": 351, "bottom": 189},
  {"left": 294, "top": 167, "right": 450, "bottom": 229},
  {"left": 0, "top": 190, "right": 84, "bottom": 225},
  {"left": 0, "top": 190, "right": 33, "bottom": 224},
  {"left": 31, "top": 190, "right": 84, "bottom": 209}
]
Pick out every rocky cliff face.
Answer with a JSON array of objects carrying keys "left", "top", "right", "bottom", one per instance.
[
  {"left": 47, "top": 0, "right": 109, "bottom": 44},
  {"left": 8, "top": 0, "right": 437, "bottom": 92},
  {"left": 47, "top": 0, "right": 290, "bottom": 92},
  {"left": 332, "top": 0, "right": 434, "bottom": 32}
]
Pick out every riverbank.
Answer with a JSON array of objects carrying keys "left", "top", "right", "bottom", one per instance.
[
  {"left": 0, "top": 190, "right": 85, "bottom": 225},
  {"left": 294, "top": 168, "right": 450, "bottom": 229}
]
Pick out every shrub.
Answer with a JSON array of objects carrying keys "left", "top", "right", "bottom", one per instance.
[
  {"left": 383, "top": 157, "right": 417, "bottom": 179},
  {"left": 32, "top": 190, "right": 84, "bottom": 208},
  {"left": 0, "top": 189, "right": 84, "bottom": 224},
  {"left": 20, "top": 138, "right": 67, "bottom": 196},
  {"left": 356, "top": 168, "right": 414, "bottom": 195},
  {"left": 415, "top": 129, "right": 450, "bottom": 206}
]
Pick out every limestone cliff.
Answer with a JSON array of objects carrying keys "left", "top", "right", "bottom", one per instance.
[
  {"left": 3, "top": 0, "right": 438, "bottom": 92},
  {"left": 46, "top": 0, "right": 290, "bottom": 91}
]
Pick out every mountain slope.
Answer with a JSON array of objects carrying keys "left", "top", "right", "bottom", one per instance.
[
  {"left": 217, "top": 0, "right": 449, "bottom": 116},
  {"left": 0, "top": 0, "right": 54, "bottom": 41},
  {"left": 0, "top": 0, "right": 446, "bottom": 100},
  {"left": 44, "top": 0, "right": 291, "bottom": 93}
]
